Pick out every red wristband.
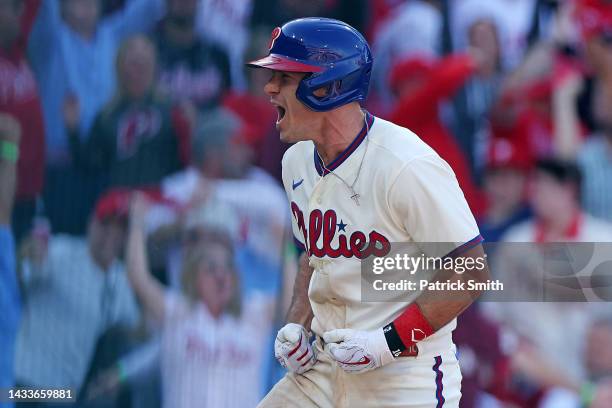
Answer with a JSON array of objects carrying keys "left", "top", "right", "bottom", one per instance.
[{"left": 393, "top": 303, "right": 435, "bottom": 348}]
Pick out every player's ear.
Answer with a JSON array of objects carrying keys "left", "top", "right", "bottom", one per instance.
[{"left": 313, "top": 86, "right": 328, "bottom": 98}]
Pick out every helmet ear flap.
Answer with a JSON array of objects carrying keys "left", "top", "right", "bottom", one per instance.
[
  {"left": 313, "top": 80, "right": 342, "bottom": 100},
  {"left": 296, "top": 58, "right": 370, "bottom": 111}
]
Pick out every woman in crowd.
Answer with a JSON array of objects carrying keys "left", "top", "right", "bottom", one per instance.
[{"left": 126, "top": 193, "right": 272, "bottom": 408}]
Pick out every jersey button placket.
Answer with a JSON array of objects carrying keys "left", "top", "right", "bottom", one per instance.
[{"left": 310, "top": 175, "right": 327, "bottom": 209}]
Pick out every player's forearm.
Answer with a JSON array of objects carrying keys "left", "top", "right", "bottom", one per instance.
[
  {"left": 416, "top": 244, "right": 490, "bottom": 331},
  {"left": 381, "top": 244, "right": 489, "bottom": 356},
  {"left": 286, "top": 252, "right": 314, "bottom": 330}
]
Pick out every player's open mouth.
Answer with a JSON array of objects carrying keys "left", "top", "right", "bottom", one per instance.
[{"left": 276, "top": 106, "right": 286, "bottom": 125}]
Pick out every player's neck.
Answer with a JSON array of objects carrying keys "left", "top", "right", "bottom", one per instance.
[{"left": 314, "top": 105, "right": 365, "bottom": 166}]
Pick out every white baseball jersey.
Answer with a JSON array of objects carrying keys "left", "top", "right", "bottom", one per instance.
[
  {"left": 161, "top": 291, "right": 273, "bottom": 408},
  {"left": 281, "top": 112, "right": 482, "bottom": 355}
]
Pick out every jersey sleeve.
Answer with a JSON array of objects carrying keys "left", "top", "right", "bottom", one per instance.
[
  {"left": 388, "top": 154, "right": 482, "bottom": 256},
  {"left": 280, "top": 151, "right": 306, "bottom": 252}
]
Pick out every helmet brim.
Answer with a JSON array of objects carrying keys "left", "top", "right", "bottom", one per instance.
[{"left": 246, "top": 54, "right": 323, "bottom": 73}]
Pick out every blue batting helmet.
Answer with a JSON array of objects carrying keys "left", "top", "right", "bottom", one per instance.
[{"left": 247, "top": 18, "right": 373, "bottom": 112}]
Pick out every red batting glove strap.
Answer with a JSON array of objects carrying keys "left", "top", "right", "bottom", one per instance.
[{"left": 393, "top": 303, "right": 435, "bottom": 349}]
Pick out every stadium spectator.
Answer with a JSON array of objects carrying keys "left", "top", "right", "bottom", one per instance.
[
  {"left": 0, "top": 0, "right": 44, "bottom": 242},
  {"left": 575, "top": 2, "right": 612, "bottom": 222},
  {"left": 69, "top": 35, "right": 191, "bottom": 190},
  {"left": 195, "top": 0, "right": 253, "bottom": 91},
  {"left": 572, "top": 0, "right": 612, "bottom": 143},
  {"left": 0, "top": 113, "right": 22, "bottom": 408},
  {"left": 508, "top": 158, "right": 612, "bottom": 243},
  {"left": 489, "top": 158, "right": 612, "bottom": 385},
  {"left": 30, "top": 0, "right": 166, "bottom": 235},
  {"left": 450, "top": 0, "right": 537, "bottom": 70},
  {"left": 386, "top": 52, "right": 485, "bottom": 215},
  {"left": 478, "top": 137, "right": 532, "bottom": 242},
  {"left": 154, "top": 0, "right": 231, "bottom": 111},
  {"left": 15, "top": 190, "right": 141, "bottom": 404},
  {"left": 492, "top": 43, "right": 587, "bottom": 165},
  {"left": 451, "top": 10, "right": 504, "bottom": 178},
  {"left": 370, "top": 0, "right": 442, "bottom": 110},
  {"left": 455, "top": 304, "right": 582, "bottom": 408},
  {"left": 126, "top": 193, "right": 275, "bottom": 408},
  {"left": 162, "top": 107, "right": 288, "bottom": 268},
  {"left": 157, "top": 108, "right": 289, "bottom": 391},
  {"left": 578, "top": 89, "right": 612, "bottom": 223},
  {"left": 570, "top": 317, "right": 612, "bottom": 407},
  {"left": 29, "top": 0, "right": 166, "bottom": 161},
  {"left": 585, "top": 317, "right": 612, "bottom": 382}
]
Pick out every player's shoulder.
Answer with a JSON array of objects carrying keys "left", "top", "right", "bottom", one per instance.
[
  {"left": 282, "top": 140, "right": 312, "bottom": 162},
  {"left": 281, "top": 140, "right": 314, "bottom": 175},
  {"left": 368, "top": 116, "right": 441, "bottom": 166}
]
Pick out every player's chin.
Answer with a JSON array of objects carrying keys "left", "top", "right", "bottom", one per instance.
[
  {"left": 278, "top": 126, "right": 297, "bottom": 144},
  {"left": 278, "top": 130, "right": 292, "bottom": 143}
]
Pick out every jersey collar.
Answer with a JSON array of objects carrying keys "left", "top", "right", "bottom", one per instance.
[{"left": 313, "top": 111, "right": 375, "bottom": 177}]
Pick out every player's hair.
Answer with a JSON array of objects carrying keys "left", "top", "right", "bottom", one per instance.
[{"left": 180, "top": 231, "right": 242, "bottom": 318}]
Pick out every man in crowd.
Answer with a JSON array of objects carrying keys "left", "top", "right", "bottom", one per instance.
[
  {"left": 0, "top": 0, "right": 45, "bottom": 242},
  {"left": 577, "top": 48, "right": 612, "bottom": 222},
  {"left": 486, "top": 158, "right": 612, "bottom": 400},
  {"left": 29, "top": 0, "right": 166, "bottom": 234},
  {"left": 478, "top": 137, "right": 532, "bottom": 242},
  {"left": 15, "top": 189, "right": 141, "bottom": 406},
  {"left": 154, "top": 0, "right": 231, "bottom": 111},
  {"left": 68, "top": 35, "right": 191, "bottom": 190},
  {"left": 161, "top": 107, "right": 288, "bottom": 272}
]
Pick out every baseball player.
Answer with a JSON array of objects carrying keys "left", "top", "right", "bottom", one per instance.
[{"left": 247, "top": 18, "right": 488, "bottom": 408}]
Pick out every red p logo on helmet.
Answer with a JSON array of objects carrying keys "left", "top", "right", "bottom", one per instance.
[{"left": 268, "top": 27, "right": 282, "bottom": 50}]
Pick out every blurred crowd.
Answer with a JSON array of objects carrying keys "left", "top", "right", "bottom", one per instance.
[{"left": 1, "top": 0, "right": 612, "bottom": 407}]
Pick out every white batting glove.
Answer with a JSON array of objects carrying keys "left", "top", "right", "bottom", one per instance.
[
  {"left": 323, "top": 328, "right": 395, "bottom": 374},
  {"left": 275, "top": 323, "right": 316, "bottom": 374}
]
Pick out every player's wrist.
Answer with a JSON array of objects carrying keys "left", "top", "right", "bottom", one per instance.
[
  {"left": 384, "top": 303, "right": 435, "bottom": 356},
  {"left": 383, "top": 322, "right": 406, "bottom": 357},
  {"left": 372, "top": 327, "right": 395, "bottom": 366}
]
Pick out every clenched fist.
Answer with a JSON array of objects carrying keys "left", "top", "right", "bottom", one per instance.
[
  {"left": 323, "top": 328, "right": 395, "bottom": 374},
  {"left": 275, "top": 323, "right": 316, "bottom": 374}
]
